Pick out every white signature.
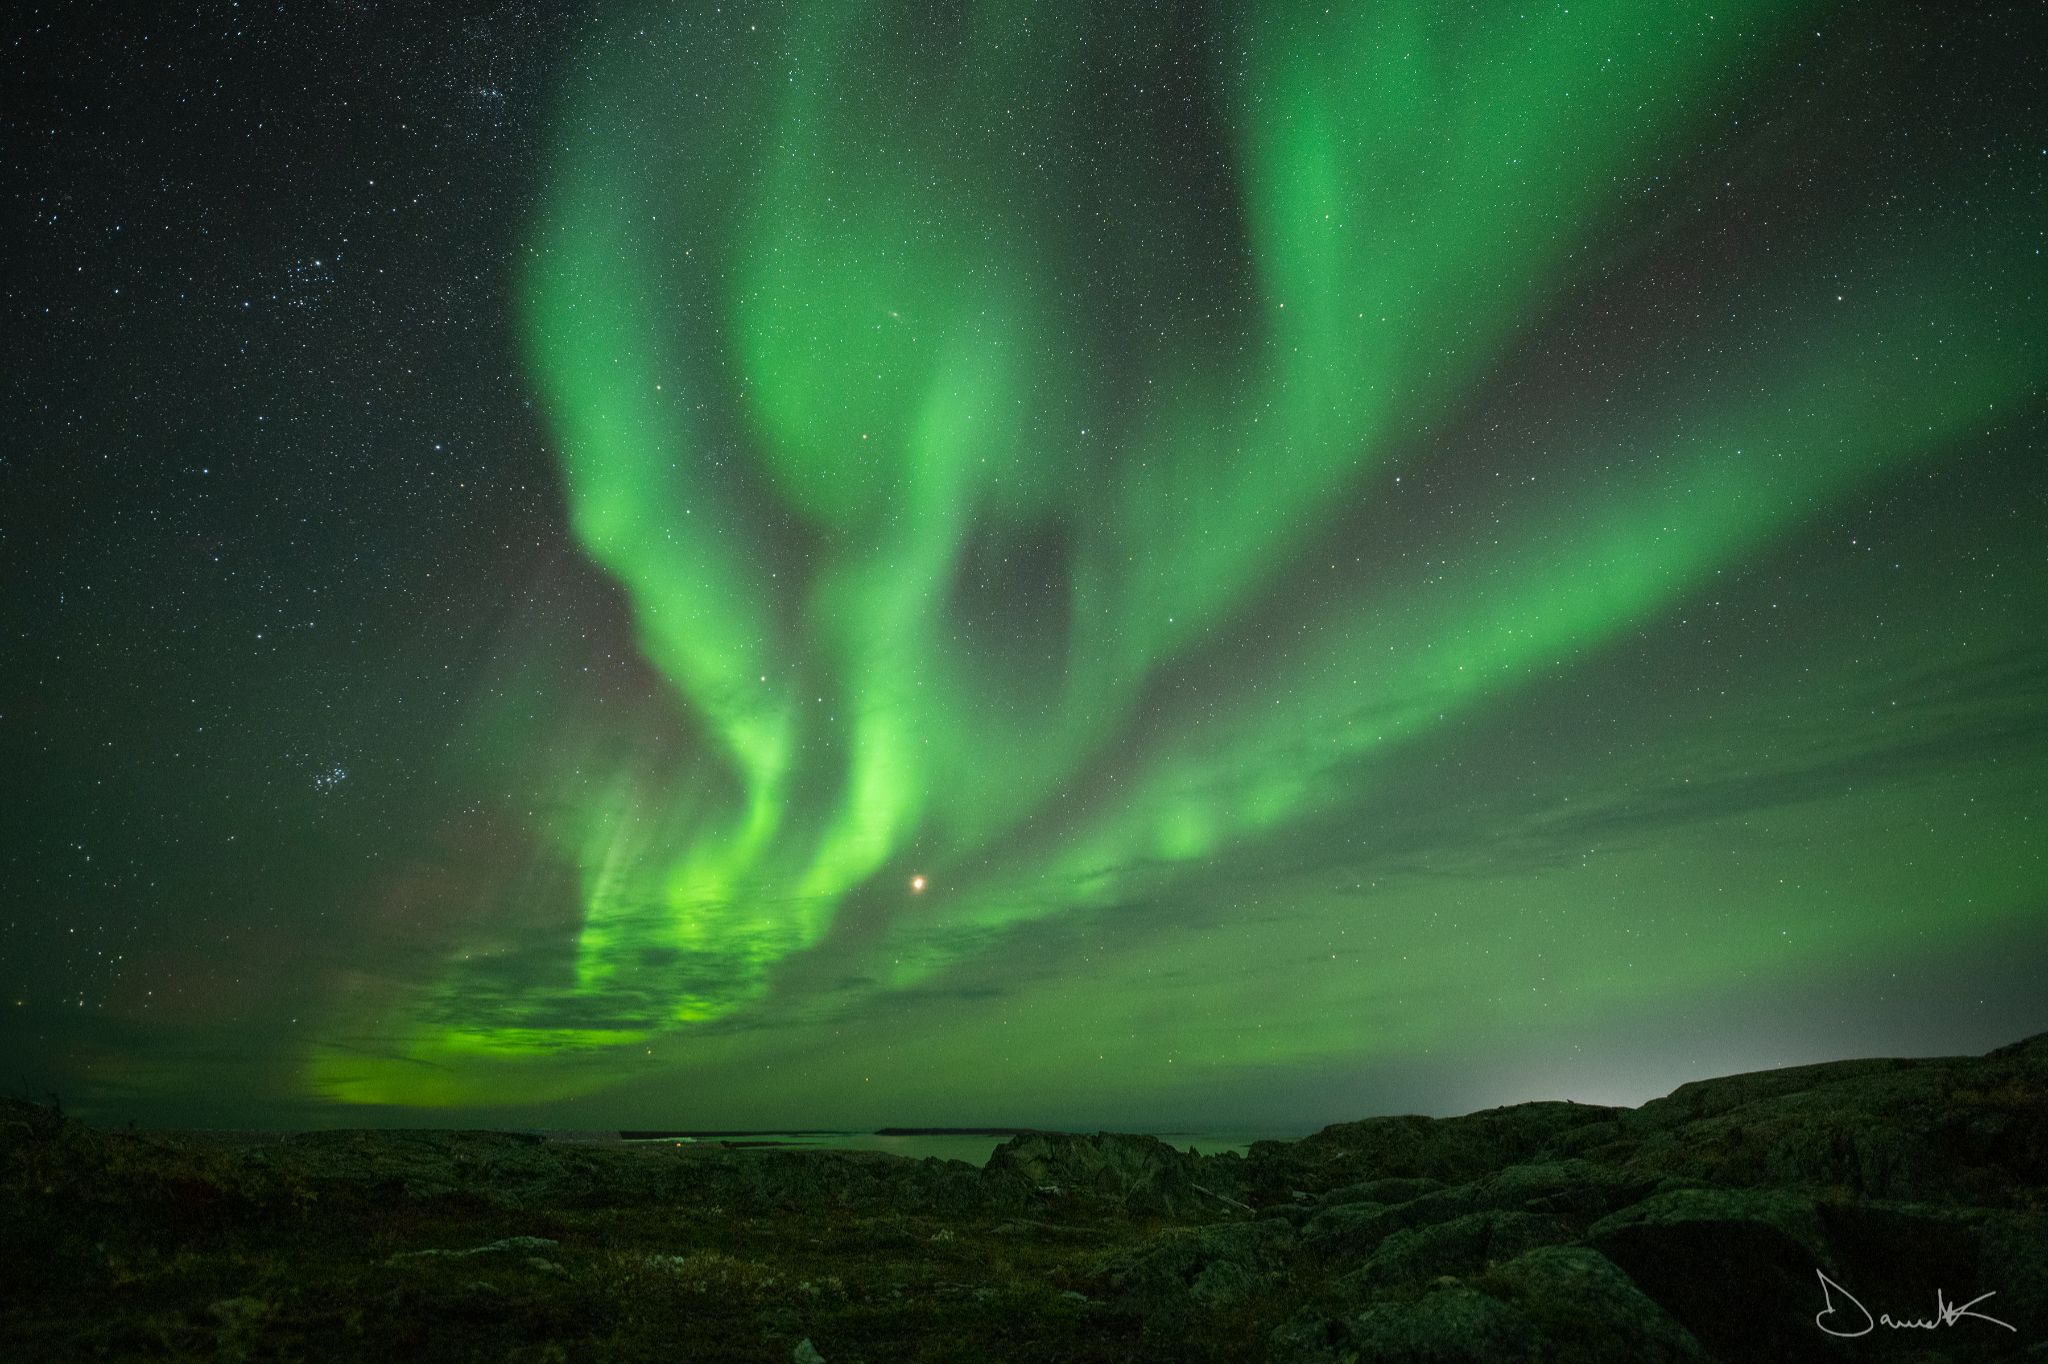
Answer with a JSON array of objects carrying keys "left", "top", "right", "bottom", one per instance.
[{"left": 1815, "top": 1270, "right": 2017, "bottom": 1337}]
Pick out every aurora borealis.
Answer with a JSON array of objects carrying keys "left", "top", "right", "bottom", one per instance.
[{"left": 4, "top": 1, "right": 2044, "bottom": 1128}]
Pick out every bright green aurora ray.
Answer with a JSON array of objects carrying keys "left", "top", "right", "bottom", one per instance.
[{"left": 306, "top": 0, "right": 2045, "bottom": 1108}]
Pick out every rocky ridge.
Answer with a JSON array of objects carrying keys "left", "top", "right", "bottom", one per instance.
[{"left": 3, "top": 1033, "right": 2042, "bottom": 1361}]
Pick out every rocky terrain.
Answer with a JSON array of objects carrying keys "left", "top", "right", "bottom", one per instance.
[{"left": 4, "top": 1033, "right": 2043, "bottom": 1361}]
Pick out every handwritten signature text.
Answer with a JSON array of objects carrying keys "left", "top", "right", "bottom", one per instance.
[{"left": 1815, "top": 1270, "right": 2017, "bottom": 1338}]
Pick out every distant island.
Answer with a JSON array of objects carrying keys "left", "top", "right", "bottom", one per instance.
[
  {"left": 618, "top": 1129, "right": 853, "bottom": 1141},
  {"left": 873, "top": 1126, "right": 1055, "bottom": 1137}
]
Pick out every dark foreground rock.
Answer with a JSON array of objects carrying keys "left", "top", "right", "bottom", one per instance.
[{"left": 3, "top": 1033, "right": 2042, "bottom": 1361}]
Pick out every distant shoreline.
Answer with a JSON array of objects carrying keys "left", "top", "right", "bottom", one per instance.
[
  {"left": 617, "top": 1129, "right": 853, "bottom": 1141},
  {"left": 872, "top": 1127, "right": 1053, "bottom": 1138},
  {"left": 616, "top": 1127, "right": 1059, "bottom": 1141}
]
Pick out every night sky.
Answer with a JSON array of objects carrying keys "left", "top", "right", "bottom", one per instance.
[{"left": 5, "top": 1, "right": 2044, "bottom": 1131}]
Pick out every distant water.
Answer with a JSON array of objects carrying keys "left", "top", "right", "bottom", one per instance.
[{"left": 608, "top": 1130, "right": 1307, "bottom": 1166}]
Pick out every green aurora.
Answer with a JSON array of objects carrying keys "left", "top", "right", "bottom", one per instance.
[{"left": 293, "top": 0, "right": 2046, "bottom": 1116}]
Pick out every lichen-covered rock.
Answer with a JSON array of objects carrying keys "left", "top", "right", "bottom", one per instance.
[
  {"left": 1301, "top": 1184, "right": 1487, "bottom": 1262},
  {"left": 1299, "top": 1200, "right": 1401, "bottom": 1259},
  {"left": 1098, "top": 1219, "right": 1296, "bottom": 1325},
  {"left": 1246, "top": 1100, "right": 1624, "bottom": 1198},
  {"left": 1339, "top": 1209, "right": 1570, "bottom": 1298},
  {"left": 1979, "top": 1210, "right": 2048, "bottom": 1340},
  {"left": 1257, "top": 1200, "right": 1316, "bottom": 1229},
  {"left": 1488, "top": 1246, "right": 1707, "bottom": 1363},
  {"left": 1620, "top": 1032, "right": 2048, "bottom": 1205},
  {"left": 1317, "top": 1175, "right": 1445, "bottom": 1208},
  {"left": 1473, "top": 1160, "right": 1660, "bottom": 1221},
  {"left": 1267, "top": 1306, "right": 1350, "bottom": 1363},
  {"left": 385, "top": 1234, "right": 560, "bottom": 1263},
  {"left": 1590, "top": 1185, "right": 1831, "bottom": 1258},
  {"left": 1631, "top": 1057, "right": 1925, "bottom": 1128},
  {"left": 1345, "top": 1282, "right": 1545, "bottom": 1363},
  {"left": 1588, "top": 1188, "right": 1836, "bottom": 1362},
  {"left": 1592, "top": 1189, "right": 2038, "bottom": 1363},
  {"left": 3, "top": 1033, "right": 2041, "bottom": 1362},
  {"left": 983, "top": 1131, "right": 1224, "bottom": 1214}
]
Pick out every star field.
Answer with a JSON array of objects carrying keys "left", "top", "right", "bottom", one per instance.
[{"left": 2, "top": 0, "right": 2044, "bottom": 1128}]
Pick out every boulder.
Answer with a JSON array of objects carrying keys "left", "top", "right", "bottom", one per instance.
[
  {"left": 1099, "top": 1219, "right": 1296, "bottom": 1326},
  {"left": 1979, "top": 1211, "right": 2048, "bottom": 1340},
  {"left": 1299, "top": 1201, "right": 1402, "bottom": 1260},
  {"left": 1302, "top": 1185, "right": 1484, "bottom": 1261},
  {"left": 983, "top": 1131, "right": 1223, "bottom": 1214},
  {"left": 1318, "top": 1176, "right": 1445, "bottom": 1208},
  {"left": 1588, "top": 1188, "right": 1835, "bottom": 1362},
  {"left": 1474, "top": 1159, "right": 1661, "bottom": 1221},
  {"left": 1488, "top": 1246, "right": 1707, "bottom": 1363},
  {"left": 1339, "top": 1210, "right": 1570, "bottom": 1299},
  {"left": 385, "top": 1234, "right": 560, "bottom": 1263},
  {"left": 1345, "top": 1282, "right": 1545, "bottom": 1364},
  {"left": 1267, "top": 1307, "right": 1350, "bottom": 1364}
]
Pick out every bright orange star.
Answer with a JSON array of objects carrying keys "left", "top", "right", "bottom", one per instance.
[{"left": 910, "top": 875, "right": 927, "bottom": 893}]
